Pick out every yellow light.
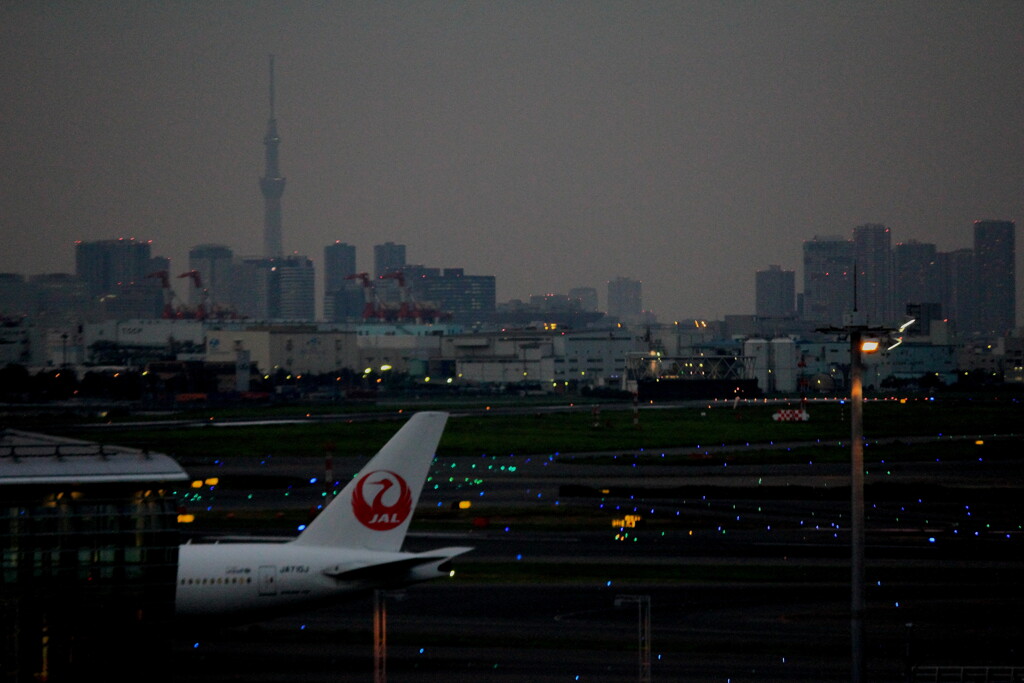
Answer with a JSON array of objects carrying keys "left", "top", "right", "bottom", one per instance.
[
  {"left": 860, "top": 340, "right": 880, "bottom": 353},
  {"left": 380, "top": 364, "right": 392, "bottom": 372},
  {"left": 204, "top": 478, "right": 219, "bottom": 486},
  {"left": 458, "top": 500, "right": 472, "bottom": 510},
  {"left": 975, "top": 440, "right": 985, "bottom": 446},
  {"left": 612, "top": 514, "right": 642, "bottom": 528},
  {"left": 177, "top": 514, "right": 195, "bottom": 524},
  {"left": 191, "top": 480, "right": 203, "bottom": 489}
]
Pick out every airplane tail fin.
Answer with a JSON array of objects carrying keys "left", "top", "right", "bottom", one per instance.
[{"left": 292, "top": 412, "right": 448, "bottom": 552}]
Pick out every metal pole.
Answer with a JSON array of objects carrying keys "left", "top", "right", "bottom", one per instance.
[
  {"left": 373, "top": 590, "right": 386, "bottom": 683},
  {"left": 640, "top": 596, "right": 651, "bottom": 683},
  {"left": 850, "top": 331, "right": 865, "bottom": 683},
  {"left": 616, "top": 594, "right": 651, "bottom": 683},
  {"left": 324, "top": 448, "right": 334, "bottom": 500}
]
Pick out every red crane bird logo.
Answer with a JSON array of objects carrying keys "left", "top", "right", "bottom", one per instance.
[{"left": 351, "top": 470, "right": 412, "bottom": 530}]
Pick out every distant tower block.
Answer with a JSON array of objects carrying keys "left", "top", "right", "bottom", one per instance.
[
  {"left": 260, "top": 54, "right": 286, "bottom": 259},
  {"left": 973, "top": 219, "right": 1016, "bottom": 336},
  {"left": 755, "top": 265, "right": 795, "bottom": 318}
]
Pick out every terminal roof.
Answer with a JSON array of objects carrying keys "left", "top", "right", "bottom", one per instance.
[{"left": 0, "top": 429, "right": 188, "bottom": 485}]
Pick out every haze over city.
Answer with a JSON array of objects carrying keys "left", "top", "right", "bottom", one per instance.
[{"left": 2, "top": 1, "right": 1023, "bottom": 320}]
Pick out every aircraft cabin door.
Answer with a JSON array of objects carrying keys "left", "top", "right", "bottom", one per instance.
[{"left": 258, "top": 565, "right": 278, "bottom": 596}]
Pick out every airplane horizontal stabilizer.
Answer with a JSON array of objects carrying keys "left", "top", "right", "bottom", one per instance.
[{"left": 321, "top": 546, "right": 473, "bottom": 583}]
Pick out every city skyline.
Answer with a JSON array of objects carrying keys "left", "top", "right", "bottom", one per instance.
[
  {"left": 2, "top": 2, "right": 1023, "bottom": 320},
  {"left": 29, "top": 219, "right": 1016, "bottom": 335}
]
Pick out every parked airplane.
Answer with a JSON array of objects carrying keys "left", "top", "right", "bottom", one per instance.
[{"left": 175, "top": 411, "right": 471, "bottom": 622}]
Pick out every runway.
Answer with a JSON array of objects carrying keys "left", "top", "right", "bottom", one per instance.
[{"left": 169, "top": 439, "right": 1024, "bottom": 681}]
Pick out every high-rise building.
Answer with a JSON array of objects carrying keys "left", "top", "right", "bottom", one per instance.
[
  {"left": 853, "top": 223, "right": 894, "bottom": 324},
  {"left": 232, "top": 259, "right": 274, "bottom": 319},
  {"left": 324, "top": 242, "right": 357, "bottom": 293},
  {"left": 568, "top": 287, "right": 599, "bottom": 312},
  {"left": 273, "top": 255, "right": 315, "bottom": 320},
  {"left": 234, "top": 255, "right": 315, "bottom": 321},
  {"left": 260, "top": 55, "right": 286, "bottom": 259},
  {"left": 0, "top": 273, "right": 30, "bottom": 318},
  {"left": 74, "top": 238, "right": 165, "bottom": 318},
  {"left": 374, "top": 242, "right": 406, "bottom": 279},
  {"left": 755, "top": 265, "right": 795, "bottom": 318},
  {"left": 802, "top": 235, "right": 853, "bottom": 325},
  {"left": 323, "top": 242, "right": 358, "bottom": 321},
  {"left": 326, "top": 282, "right": 366, "bottom": 322},
  {"left": 973, "top": 219, "right": 1016, "bottom": 336},
  {"left": 607, "top": 276, "right": 642, "bottom": 322},
  {"left": 894, "top": 240, "right": 940, "bottom": 314},
  {"left": 937, "top": 248, "right": 975, "bottom": 336},
  {"left": 28, "top": 273, "right": 94, "bottom": 324},
  {"left": 406, "top": 266, "right": 496, "bottom": 324},
  {"left": 374, "top": 242, "right": 407, "bottom": 304},
  {"left": 188, "top": 244, "right": 234, "bottom": 308},
  {"left": 75, "top": 238, "right": 156, "bottom": 298}
]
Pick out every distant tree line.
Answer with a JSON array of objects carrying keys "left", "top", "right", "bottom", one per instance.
[{"left": 0, "top": 364, "right": 147, "bottom": 402}]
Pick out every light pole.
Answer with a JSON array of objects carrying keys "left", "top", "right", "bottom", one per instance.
[
  {"left": 849, "top": 328, "right": 867, "bottom": 683},
  {"left": 820, "top": 316, "right": 887, "bottom": 683},
  {"left": 373, "top": 589, "right": 387, "bottom": 683}
]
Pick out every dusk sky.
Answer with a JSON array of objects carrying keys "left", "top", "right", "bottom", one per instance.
[{"left": 2, "top": 1, "right": 1022, "bottom": 320}]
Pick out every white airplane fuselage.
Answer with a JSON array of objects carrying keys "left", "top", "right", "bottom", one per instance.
[{"left": 176, "top": 542, "right": 460, "bottom": 621}]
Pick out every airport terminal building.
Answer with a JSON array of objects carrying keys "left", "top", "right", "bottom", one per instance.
[{"left": 1, "top": 430, "right": 188, "bottom": 682}]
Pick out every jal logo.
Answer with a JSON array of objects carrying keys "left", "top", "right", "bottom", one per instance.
[{"left": 351, "top": 470, "right": 412, "bottom": 530}]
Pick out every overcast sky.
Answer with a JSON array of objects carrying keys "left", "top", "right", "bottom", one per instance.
[{"left": 2, "top": 1, "right": 1022, "bottom": 320}]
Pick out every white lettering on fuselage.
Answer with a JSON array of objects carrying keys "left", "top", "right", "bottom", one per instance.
[{"left": 279, "top": 565, "right": 310, "bottom": 574}]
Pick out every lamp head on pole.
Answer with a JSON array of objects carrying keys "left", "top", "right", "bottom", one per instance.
[{"left": 860, "top": 340, "right": 881, "bottom": 354}]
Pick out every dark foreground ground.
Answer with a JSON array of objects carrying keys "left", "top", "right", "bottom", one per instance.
[
  {"left": 169, "top": 576, "right": 1022, "bottom": 682},
  {"left": 167, "top": 437, "right": 1024, "bottom": 682}
]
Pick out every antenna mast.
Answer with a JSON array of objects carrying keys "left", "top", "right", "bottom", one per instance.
[{"left": 268, "top": 54, "right": 276, "bottom": 120}]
